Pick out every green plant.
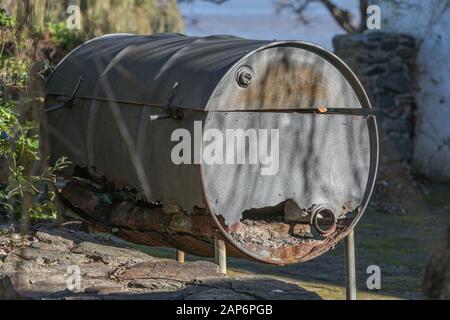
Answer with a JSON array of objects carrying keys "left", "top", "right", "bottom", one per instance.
[
  {"left": 48, "top": 22, "right": 86, "bottom": 50},
  {"left": 0, "top": 6, "right": 70, "bottom": 221},
  {"left": 0, "top": 8, "right": 14, "bottom": 28},
  {"left": 0, "top": 100, "right": 69, "bottom": 220},
  {"left": 0, "top": 58, "right": 29, "bottom": 92},
  {"left": 0, "top": 101, "right": 38, "bottom": 165},
  {"left": 0, "top": 158, "right": 70, "bottom": 220}
]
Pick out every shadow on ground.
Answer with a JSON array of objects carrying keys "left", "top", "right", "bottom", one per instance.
[
  {"left": 0, "top": 221, "right": 320, "bottom": 300},
  {"left": 140, "top": 184, "right": 450, "bottom": 300},
  {"left": 1, "top": 184, "right": 448, "bottom": 300}
]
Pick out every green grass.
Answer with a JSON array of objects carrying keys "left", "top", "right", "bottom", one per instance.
[{"left": 424, "top": 191, "right": 450, "bottom": 207}]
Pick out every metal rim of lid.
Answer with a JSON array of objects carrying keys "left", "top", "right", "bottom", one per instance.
[{"left": 200, "top": 40, "right": 380, "bottom": 265}]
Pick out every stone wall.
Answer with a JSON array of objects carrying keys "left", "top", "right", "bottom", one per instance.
[
  {"left": 333, "top": 31, "right": 417, "bottom": 168},
  {"left": 333, "top": 32, "right": 419, "bottom": 214}
]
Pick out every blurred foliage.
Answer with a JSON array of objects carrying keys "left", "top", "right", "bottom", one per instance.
[
  {"left": 79, "top": 0, "right": 184, "bottom": 36},
  {"left": 48, "top": 22, "right": 86, "bottom": 49},
  {"left": 0, "top": 7, "right": 14, "bottom": 27},
  {"left": 2, "top": 0, "right": 184, "bottom": 37},
  {"left": 0, "top": 6, "right": 63, "bottom": 221},
  {"left": 0, "top": 57, "right": 28, "bottom": 91},
  {"left": 0, "top": 100, "right": 70, "bottom": 220},
  {"left": 0, "top": 0, "right": 185, "bottom": 222},
  {"left": 0, "top": 101, "right": 38, "bottom": 162}
]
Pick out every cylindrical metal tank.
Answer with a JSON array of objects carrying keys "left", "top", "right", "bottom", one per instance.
[{"left": 44, "top": 33, "right": 379, "bottom": 265}]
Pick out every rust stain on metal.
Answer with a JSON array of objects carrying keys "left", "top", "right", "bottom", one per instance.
[
  {"left": 232, "top": 64, "right": 328, "bottom": 110},
  {"left": 317, "top": 106, "right": 328, "bottom": 113}
]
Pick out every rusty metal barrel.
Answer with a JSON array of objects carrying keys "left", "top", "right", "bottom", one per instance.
[{"left": 44, "top": 33, "right": 379, "bottom": 265}]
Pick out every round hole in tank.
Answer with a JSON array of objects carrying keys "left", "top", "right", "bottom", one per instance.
[{"left": 311, "top": 206, "right": 337, "bottom": 235}]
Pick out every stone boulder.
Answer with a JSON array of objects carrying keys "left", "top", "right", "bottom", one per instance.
[{"left": 0, "top": 221, "right": 321, "bottom": 300}]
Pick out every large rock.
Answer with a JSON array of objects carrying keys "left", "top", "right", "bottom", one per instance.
[
  {"left": 0, "top": 221, "right": 321, "bottom": 300},
  {"left": 423, "top": 225, "right": 450, "bottom": 299}
]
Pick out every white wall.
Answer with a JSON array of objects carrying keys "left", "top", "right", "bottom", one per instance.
[{"left": 371, "top": 0, "right": 450, "bottom": 181}]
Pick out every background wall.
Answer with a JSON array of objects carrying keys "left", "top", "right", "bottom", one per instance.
[
  {"left": 370, "top": 0, "right": 450, "bottom": 182},
  {"left": 333, "top": 31, "right": 418, "bottom": 214},
  {"left": 334, "top": 32, "right": 416, "bottom": 167}
]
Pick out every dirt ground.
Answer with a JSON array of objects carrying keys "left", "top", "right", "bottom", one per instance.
[
  {"left": 137, "top": 183, "right": 450, "bottom": 300},
  {"left": 1, "top": 179, "right": 448, "bottom": 300}
]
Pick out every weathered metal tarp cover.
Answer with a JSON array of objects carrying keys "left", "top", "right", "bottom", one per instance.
[
  {"left": 45, "top": 33, "right": 379, "bottom": 265},
  {"left": 202, "top": 112, "right": 372, "bottom": 226},
  {"left": 46, "top": 33, "right": 363, "bottom": 111}
]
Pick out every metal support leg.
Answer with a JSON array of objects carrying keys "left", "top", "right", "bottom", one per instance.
[
  {"left": 344, "top": 229, "right": 356, "bottom": 300},
  {"left": 214, "top": 234, "right": 227, "bottom": 274},
  {"left": 176, "top": 250, "right": 185, "bottom": 263},
  {"left": 214, "top": 236, "right": 219, "bottom": 265}
]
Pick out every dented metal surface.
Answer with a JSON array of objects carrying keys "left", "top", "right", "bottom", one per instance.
[
  {"left": 202, "top": 112, "right": 371, "bottom": 226},
  {"left": 45, "top": 33, "right": 379, "bottom": 265}
]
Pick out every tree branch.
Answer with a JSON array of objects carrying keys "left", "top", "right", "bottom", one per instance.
[
  {"left": 183, "top": 0, "right": 365, "bottom": 34},
  {"left": 320, "top": 0, "right": 357, "bottom": 33},
  {"left": 179, "top": 0, "right": 229, "bottom": 4},
  {"left": 275, "top": 0, "right": 362, "bottom": 34},
  {"left": 358, "top": 0, "right": 368, "bottom": 32}
]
